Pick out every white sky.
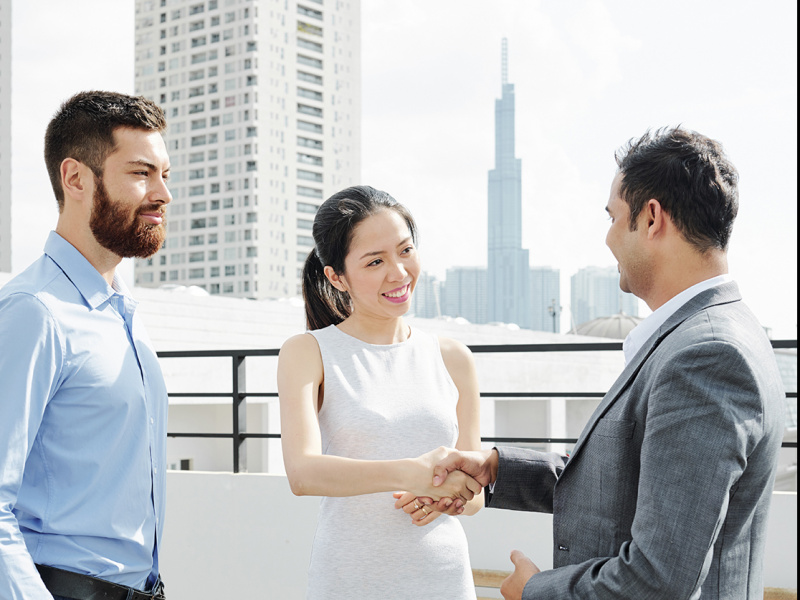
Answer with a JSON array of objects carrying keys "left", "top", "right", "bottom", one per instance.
[{"left": 9, "top": 0, "right": 798, "bottom": 336}]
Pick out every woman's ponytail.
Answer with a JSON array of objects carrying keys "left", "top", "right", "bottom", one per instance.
[{"left": 302, "top": 249, "right": 350, "bottom": 330}]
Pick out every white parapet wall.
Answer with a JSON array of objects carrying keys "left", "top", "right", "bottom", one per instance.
[{"left": 161, "top": 471, "right": 797, "bottom": 600}]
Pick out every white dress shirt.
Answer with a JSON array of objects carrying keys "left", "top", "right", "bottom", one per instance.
[{"left": 622, "top": 274, "right": 733, "bottom": 366}]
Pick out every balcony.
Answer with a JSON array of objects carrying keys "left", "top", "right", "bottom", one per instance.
[{"left": 158, "top": 340, "right": 797, "bottom": 599}]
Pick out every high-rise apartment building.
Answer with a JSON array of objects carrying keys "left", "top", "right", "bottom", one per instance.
[
  {"left": 487, "top": 38, "right": 531, "bottom": 328},
  {"left": 570, "top": 265, "right": 639, "bottom": 327},
  {"left": 133, "top": 0, "right": 360, "bottom": 298},
  {"left": 0, "top": 0, "right": 11, "bottom": 273},
  {"left": 409, "top": 271, "right": 440, "bottom": 319}
]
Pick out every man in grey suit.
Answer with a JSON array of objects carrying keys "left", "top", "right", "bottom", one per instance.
[{"left": 432, "top": 127, "right": 786, "bottom": 599}]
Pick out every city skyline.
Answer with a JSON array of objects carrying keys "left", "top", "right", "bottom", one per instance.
[{"left": 6, "top": 0, "right": 797, "bottom": 336}]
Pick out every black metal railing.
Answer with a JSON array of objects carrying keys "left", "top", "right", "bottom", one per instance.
[{"left": 161, "top": 340, "right": 798, "bottom": 473}]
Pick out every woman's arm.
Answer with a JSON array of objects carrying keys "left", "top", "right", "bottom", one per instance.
[
  {"left": 395, "top": 336, "right": 484, "bottom": 524},
  {"left": 440, "top": 336, "right": 484, "bottom": 516},
  {"left": 278, "top": 333, "right": 480, "bottom": 501}
]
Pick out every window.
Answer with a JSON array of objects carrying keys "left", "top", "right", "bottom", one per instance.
[
  {"left": 297, "top": 87, "right": 322, "bottom": 101},
  {"left": 298, "top": 120, "right": 323, "bottom": 134},
  {"left": 298, "top": 6, "right": 323, "bottom": 20},
  {"left": 225, "top": 265, "right": 236, "bottom": 276},
  {"left": 189, "top": 251, "right": 204, "bottom": 262},
  {"left": 189, "top": 4, "right": 204, "bottom": 15},
  {"left": 191, "top": 218, "right": 207, "bottom": 229},
  {"left": 189, "top": 268, "right": 204, "bottom": 279},
  {"left": 191, "top": 52, "right": 207, "bottom": 64},
  {"left": 297, "top": 54, "right": 323, "bottom": 69},
  {"left": 298, "top": 169, "right": 322, "bottom": 182},
  {"left": 297, "top": 136, "right": 322, "bottom": 149},
  {"left": 224, "top": 214, "right": 236, "bottom": 225},
  {"left": 246, "top": 126, "right": 257, "bottom": 137},
  {"left": 189, "top": 69, "right": 205, "bottom": 80},
  {"left": 298, "top": 152, "right": 323, "bottom": 166},
  {"left": 189, "top": 20, "right": 204, "bottom": 31},
  {"left": 246, "top": 212, "right": 258, "bottom": 223},
  {"left": 297, "top": 235, "right": 314, "bottom": 247},
  {"left": 192, "top": 37, "right": 207, "bottom": 48},
  {"left": 189, "top": 152, "right": 205, "bottom": 163},
  {"left": 246, "top": 247, "right": 258, "bottom": 258},
  {"left": 189, "top": 185, "right": 205, "bottom": 196},
  {"left": 298, "top": 218, "right": 313, "bottom": 230},
  {"left": 225, "top": 129, "right": 236, "bottom": 141},
  {"left": 189, "top": 86, "right": 205, "bottom": 98},
  {"left": 191, "top": 201, "right": 207, "bottom": 212},
  {"left": 297, "top": 202, "right": 319, "bottom": 214},
  {"left": 297, "top": 21, "right": 323, "bottom": 37},
  {"left": 223, "top": 197, "right": 234, "bottom": 208},
  {"left": 189, "top": 169, "right": 205, "bottom": 180},
  {"left": 210, "top": 199, "right": 220, "bottom": 210},
  {"left": 298, "top": 103, "right": 323, "bottom": 117},
  {"left": 223, "top": 283, "right": 234, "bottom": 293},
  {"left": 188, "top": 235, "right": 205, "bottom": 246},
  {"left": 191, "top": 118, "right": 207, "bottom": 129},
  {"left": 191, "top": 135, "right": 207, "bottom": 146},
  {"left": 298, "top": 186, "right": 323, "bottom": 199},
  {"left": 189, "top": 103, "right": 205, "bottom": 114},
  {"left": 246, "top": 161, "right": 257, "bottom": 172},
  {"left": 210, "top": 266, "right": 220, "bottom": 277},
  {"left": 298, "top": 71, "right": 323, "bottom": 85},
  {"left": 297, "top": 39, "right": 323, "bottom": 54}
]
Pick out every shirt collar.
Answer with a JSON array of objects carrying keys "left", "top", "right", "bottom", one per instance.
[
  {"left": 622, "top": 274, "right": 733, "bottom": 366},
  {"left": 44, "top": 231, "right": 136, "bottom": 311}
]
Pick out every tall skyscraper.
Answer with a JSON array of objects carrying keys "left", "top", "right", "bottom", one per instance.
[
  {"left": 0, "top": 0, "right": 11, "bottom": 273},
  {"left": 570, "top": 265, "right": 639, "bottom": 327},
  {"left": 487, "top": 39, "right": 531, "bottom": 328},
  {"left": 409, "top": 271, "right": 440, "bottom": 319},
  {"left": 133, "top": 0, "right": 360, "bottom": 298}
]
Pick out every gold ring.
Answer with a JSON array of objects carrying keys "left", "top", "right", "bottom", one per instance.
[{"left": 421, "top": 506, "right": 429, "bottom": 516}]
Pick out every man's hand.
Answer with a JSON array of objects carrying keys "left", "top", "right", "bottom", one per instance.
[
  {"left": 500, "top": 549, "right": 540, "bottom": 600},
  {"left": 432, "top": 448, "right": 498, "bottom": 488}
]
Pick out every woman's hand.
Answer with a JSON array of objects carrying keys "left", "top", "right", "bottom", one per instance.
[{"left": 392, "top": 491, "right": 465, "bottom": 526}]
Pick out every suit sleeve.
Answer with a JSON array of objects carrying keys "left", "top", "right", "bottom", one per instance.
[
  {"left": 0, "top": 293, "right": 63, "bottom": 599},
  {"left": 522, "top": 340, "right": 766, "bottom": 599},
  {"left": 487, "top": 446, "right": 567, "bottom": 514}
]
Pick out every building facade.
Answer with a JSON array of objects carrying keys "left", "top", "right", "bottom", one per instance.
[
  {"left": 442, "top": 266, "right": 487, "bottom": 325},
  {"left": 530, "top": 266, "right": 561, "bottom": 333},
  {"left": 570, "top": 265, "right": 639, "bottom": 327},
  {"left": 133, "top": 0, "right": 360, "bottom": 298},
  {"left": 0, "top": 0, "right": 10, "bottom": 273},
  {"left": 409, "top": 271, "right": 440, "bottom": 319}
]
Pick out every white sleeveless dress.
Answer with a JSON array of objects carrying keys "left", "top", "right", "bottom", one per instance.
[{"left": 305, "top": 325, "right": 476, "bottom": 600}]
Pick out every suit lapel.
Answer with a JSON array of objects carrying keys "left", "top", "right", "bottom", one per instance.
[{"left": 563, "top": 281, "right": 742, "bottom": 467}]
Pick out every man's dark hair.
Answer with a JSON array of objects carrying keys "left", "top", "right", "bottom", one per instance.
[
  {"left": 44, "top": 91, "right": 167, "bottom": 210},
  {"left": 615, "top": 127, "right": 739, "bottom": 252}
]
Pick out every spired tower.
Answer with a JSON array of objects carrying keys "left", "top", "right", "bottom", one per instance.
[{"left": 487, "top": 39, "right": 531, "bottom": 327}]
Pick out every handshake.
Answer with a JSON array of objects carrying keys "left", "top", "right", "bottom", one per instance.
[{"left": 393, "top": 446, "right": 499, "bottom": 526}]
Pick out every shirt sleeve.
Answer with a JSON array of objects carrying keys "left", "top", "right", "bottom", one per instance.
[{"left": 0, "top": 292, "right": 63, "bottom": 599}]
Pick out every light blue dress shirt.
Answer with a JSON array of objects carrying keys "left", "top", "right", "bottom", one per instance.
[{"left": 0, "top": 232, "right": 168, "bottom": 598}]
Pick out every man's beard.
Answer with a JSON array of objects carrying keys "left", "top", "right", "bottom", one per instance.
[{"left": 89, "top": 177, "right": 167, "bottom": 259}]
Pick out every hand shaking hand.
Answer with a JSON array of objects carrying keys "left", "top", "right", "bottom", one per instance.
[{"left": 500, "top": 550, "right": 540, "bottom": 600}]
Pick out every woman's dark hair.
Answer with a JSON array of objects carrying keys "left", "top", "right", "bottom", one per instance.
[
  {"left": 303, "top": 185, "right": 417, "bottom": 330},
  {"left": 615, "top": 127, "right": 739, "bottom": 252}
]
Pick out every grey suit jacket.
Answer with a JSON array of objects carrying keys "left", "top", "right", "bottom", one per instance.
[{"left": 488, "top": 282, "right": 786, "bottom": 599}]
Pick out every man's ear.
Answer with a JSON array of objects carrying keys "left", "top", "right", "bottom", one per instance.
[
  {"left": 645, "top": 199, "right": 666, "bottom": 240},
  {"left": 323, "top": 265, "right": 348, "bottom": 292},
  {"left": 60, "top": 158, "right": 91, "bottom": 201}
]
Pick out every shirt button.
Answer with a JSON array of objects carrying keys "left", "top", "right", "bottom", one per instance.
[{"left": 558, "top": 544, "right": 569, "bottom": 551}]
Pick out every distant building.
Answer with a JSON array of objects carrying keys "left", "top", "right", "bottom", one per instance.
[
  {"left": 409, "top": 271, "right": 440, "bottom": 319},
  {"left": 0, "top": 0, "right": 10, "bottom": 273},
  {"left": 133, "top": 0, "right": 360, "bottom": 298},
  {"left": 530, "top": 266, "right": 561, "bottom": 333},
  {"left": 487, "top": 38, "right": 531, "bottom": 328},
  {"left": 570, "top": 265, "right": 639, "bottom": 327},
  {"left": 442, "top": 266, "right": 487, "bottom": 325}
]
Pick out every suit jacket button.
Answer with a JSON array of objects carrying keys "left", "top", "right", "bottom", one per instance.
[{"left": 558, "top": 544, "right": 569, "bottom": 551}]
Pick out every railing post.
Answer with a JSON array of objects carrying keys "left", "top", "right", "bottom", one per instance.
[{"left": 232, "top": 353, "right": 247, "bottom": 473}]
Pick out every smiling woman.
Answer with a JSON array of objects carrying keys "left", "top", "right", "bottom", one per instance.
[{"left": 277, "top": 185, "right": 485, "bottom": 599}]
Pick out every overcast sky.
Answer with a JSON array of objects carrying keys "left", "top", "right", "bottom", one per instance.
[{"left": 9, "top": 0, "right": 798, "bottom": 336}]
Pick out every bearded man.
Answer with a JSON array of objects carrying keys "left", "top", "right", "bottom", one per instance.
[{"left": 0, "top": 91, "right": 171, "bottom": 600}]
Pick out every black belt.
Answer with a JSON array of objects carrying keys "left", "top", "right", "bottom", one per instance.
[{"left": 36, "top": 564, "right": 165, "bottom": 600}]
